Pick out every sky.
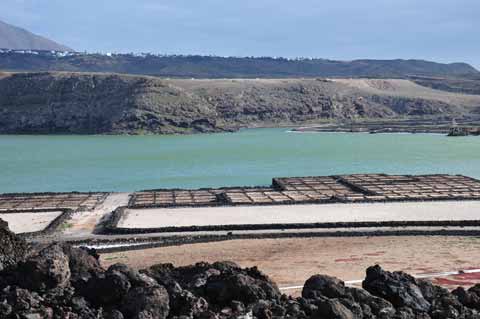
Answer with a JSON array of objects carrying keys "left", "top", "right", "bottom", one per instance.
[{"left": 1, "top": 0, "right": 479, "bottom": 69}]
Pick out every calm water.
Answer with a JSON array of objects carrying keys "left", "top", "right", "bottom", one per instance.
[{"left": 0, "top": 128, "right": 479, "bottom": 193}]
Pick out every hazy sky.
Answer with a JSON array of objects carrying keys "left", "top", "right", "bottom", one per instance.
[{"left": 2, "top": 0, "right": 479, "bottom": 68}]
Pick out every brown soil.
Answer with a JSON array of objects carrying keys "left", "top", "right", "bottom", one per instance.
[{"left": 101, "top": 236, "right": 480, "bottom": 291}]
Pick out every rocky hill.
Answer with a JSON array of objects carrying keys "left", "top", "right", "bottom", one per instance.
[
  {"left": 0, "top": 51, "right": 478, "bottom": 78},
  {"left": 1, "top": 72, "right": 479, "bottom": 134},
  {"left": 410, "top": 76, "right": 480, "bottom": 95},
  {"left": 0, "top": 20, "right": 71, "bottom": 51},
  {"left": 1, "top": 219, "right": 480, "bottom": 318}
]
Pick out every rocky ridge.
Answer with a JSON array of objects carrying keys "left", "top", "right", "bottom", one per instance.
[
  {"left": 411, "top": 77, "right": 480, "bottom": 96},
  {"left": 1, "top": 219, "right": 480, "bottom": 318},
  {"left": 1, "top": 72, "right": 479, "bottom": 134},
  {"left": 0, "top": 52, "right": 478, "bottom": 78}
]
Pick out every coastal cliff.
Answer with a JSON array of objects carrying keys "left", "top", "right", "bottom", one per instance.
[{"left": 0, "top": 72, "right": 479, "bottom": 134}]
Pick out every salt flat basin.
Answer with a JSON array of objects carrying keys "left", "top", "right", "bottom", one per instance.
[
  {"left": 0, "top": 211, "right": 62, "bottom": 234},
  {"left": 118, "top": 201, "right": 480, "bottom": 229}
]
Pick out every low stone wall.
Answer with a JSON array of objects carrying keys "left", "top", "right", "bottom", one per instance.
[
  {"left": 79, "top": 227, "right": 480, "bottom": 253},
  {"left": 0, "top": 191, "right": 107, "bottom": 196},
  {"left": 127, "top": 174, "right": 480, "bottom": 209},
  {"left": 0, "top": 191, "right": 108, "bottom": 211}
]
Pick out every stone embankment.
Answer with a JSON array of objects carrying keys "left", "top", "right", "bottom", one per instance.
[
  {"left": 292, "top": 119, "right": 480, "bottom": 135},
  {"left": 1, "top": 219, "right": 480, "bottom": 318},
  {"left": 448, "top": 127, "right": 480, "bottom": 136}
]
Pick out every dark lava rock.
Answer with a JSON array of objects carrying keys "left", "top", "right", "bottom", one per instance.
[
  {"left": 121, "top": 285, "right": 170, "bottom": 319},
  {"left": 83, "top": 265, "right": 132, "bottom": 306},
  {"left": 302, "top": 274, "right": 346, "bottom": 299},
  {"left": 18, "top": 244, "right": 71, "bottom": 291},
  {"left": 363, "top": 265, "right": 431, "bottom": 313},
  {"left": 347, "top": 286, "right": 395, "bottom": 317},
  {"left": 417, "top": 279, "right": 450, "bottom": 303},
  {"left": 453, "top": 286, "right": 480, "bottom": 310},
  {"left": 147, "top": 261, "right": 281, "bottom": 308},
  {"left": 316, "top": 298, "right": 355, "bottom": 319},
  {"left": 205, "top": 272, "right": 279, "bottom": 306},
  {"left": 62, "top": 244, "right": 102, "bottom": 277},
  {"left": 0, "top": 219, "right": 28, "bottom": 271},
  {"left": 1, "top": 220, "right": 480, "bottom": 319},
  {"left": 0, "top": 286, "right": 46, "bottom": 318}
]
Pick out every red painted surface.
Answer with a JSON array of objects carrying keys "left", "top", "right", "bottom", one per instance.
[
  {"left": 432, "top": 278, "right": 475, "bottom": 286},
  {"left": 454, "top": 273, "right": 480, "bottom": 281}
]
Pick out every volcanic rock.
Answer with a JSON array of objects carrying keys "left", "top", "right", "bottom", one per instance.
[
  {"left": 302, "top": 274, "right": 346, "bottom": 299},
  {"left": 18, "top": 244, "right": 71, "bottom": 291},
  {"left": 1, "top": 220, "right": 480, "bottom": 318},
  {"left": 314, "top": 298, "right": 355, "bottom": 319},
  {"left": 452, "top": 286, "right": 480, "bottom": 310},
  {"left": 121, "top": 285, "right": 170, "bottom": 319},
  {"left": 0, "top": 219, "right": 28, "bottom": 271},
  {"left": 362, "top": 265, "right": 431, "bottom": 313}
]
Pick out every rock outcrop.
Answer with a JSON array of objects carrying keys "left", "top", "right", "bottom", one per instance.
[
  {"left": 1, "top": 219, "right": 480, "bottom": 318},
  {"left": 0, "top": 72, "right": 477, "bottom": 135},
  {"left": 0, "top": 219, "right": 28, "bottom": 271},
  {"left": 0, "top": 73, "right": 223, "bottom": 134},
  {"left": 411, "top": 76, "right": 480, "bottom": 95},
  {"left": 363, "top": 265, "right": 431, "bottom": 313}
]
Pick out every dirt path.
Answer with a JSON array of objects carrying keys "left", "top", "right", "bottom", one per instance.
[
  {"left": 101, "top": 236, "right": 480, "bottom": 291},
  {"left": 62, "top": 193, "right": 130, "bottom": 238}
]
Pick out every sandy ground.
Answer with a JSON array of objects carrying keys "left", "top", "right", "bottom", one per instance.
[
  {"left": 0, "top": 211, "right": 62, "bottom": 233},
  {"left": 118, "top": 201, "right": 480, "bottom": 229},
  {"left": 101, "top": 236, "right": 480, "bottom": 291}
]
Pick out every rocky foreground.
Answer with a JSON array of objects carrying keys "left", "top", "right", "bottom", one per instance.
[{"left": 1, "top": 221, "right": 480, "bottom": 318}]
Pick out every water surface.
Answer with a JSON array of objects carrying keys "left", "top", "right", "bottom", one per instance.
[{"left": 0, "top": 128, "right": 479, "bottom": 193}]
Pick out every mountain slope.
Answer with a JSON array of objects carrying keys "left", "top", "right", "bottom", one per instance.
[
  {"left": 0, "top": 20, "right": 71, "bottom": 51},
  {"left": 1, "top": 72, "right": 479, "bottom": 134},
  {"left": 0, "top": 51, "right": 477, "bottom": 78}
]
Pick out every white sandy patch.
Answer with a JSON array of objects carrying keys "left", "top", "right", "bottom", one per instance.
[
  {"left": 0, "top": 211, "right": 62, "bottom": 234},
  {"left": 118, "top": 201, "right": 480, "bottom": 229}
]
